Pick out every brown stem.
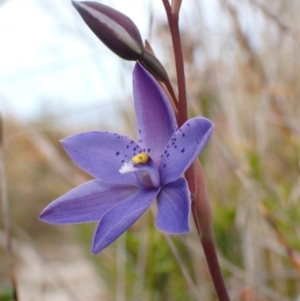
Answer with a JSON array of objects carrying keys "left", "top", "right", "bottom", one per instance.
[
  {"left": 161, "top": 1, "right": 230, "bottom": 299},
  {"left": 190, "top": 161, "right": 230, "bottom": 301},
  {"left": 161, "top": 0, "right": 187, "bottom": 127}
]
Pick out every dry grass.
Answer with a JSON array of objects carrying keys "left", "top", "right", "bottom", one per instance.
[{"left": 1, "top": 0, "right": 300, "bottom": 300}]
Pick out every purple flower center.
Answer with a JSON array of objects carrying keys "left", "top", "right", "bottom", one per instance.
[{"left": 119, "top": 152, "right": 160, "bottom": 189}]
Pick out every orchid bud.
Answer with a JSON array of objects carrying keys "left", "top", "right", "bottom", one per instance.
[
  {"left": 72, "top": 1, "right": 144, "bottom": 60},
  {"left": 138, "top": 49, "right": 170, "bottom": 84}
]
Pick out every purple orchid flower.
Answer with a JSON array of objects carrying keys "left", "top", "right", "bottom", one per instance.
[{"left": 40, "top": 63, "right": 214, "bottom": 254}]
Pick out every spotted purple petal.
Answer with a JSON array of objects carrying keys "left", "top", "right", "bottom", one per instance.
[
  {"left": 133, "top": 63, "right": 177, "bottom": 164},
  {"left": 61, "top": 131, "right": 142, "bottom": 186},
  {"left": 155, "top": 178, "right": 190, "bottom": 234},
  {"left": 159, "top": 117, "right": 214, "bottom": 185},
  {"left": 39, "top": 180, "right": 138, "bottom": 224},
  {"left": 92, "top": 187, "right": 159, "bottom": 254}
]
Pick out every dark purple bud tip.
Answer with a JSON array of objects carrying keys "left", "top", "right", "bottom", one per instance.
[
  {"left": 138, "top": 50, "right": 173, "bottom": 91},
  {"left": 72, "top": 1, "right": 144, "bottom": 60},
  {"left": 138, "top": 50, "right": 170, "bottom": 84}
]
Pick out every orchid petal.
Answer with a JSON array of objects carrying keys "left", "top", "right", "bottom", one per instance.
[
  {"left": 92, "top": 187, "right": 159, "bottom": 253},
  {"left": 159, "top": 117, "right": 214, "bottom": 185},
  {"left": 133, "top": 63, "right": 177, "bottom": 164},
  {"left": 39, "top": 180, "right": 138, "bottom": 224},
  {"left": 61, "top": 131, "right": 142, "bottom": 186},
  {"left": 155, "top": 178, "right": 190, "bottom": 234}
]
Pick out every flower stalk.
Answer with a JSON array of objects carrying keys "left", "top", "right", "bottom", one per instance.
[{"left": 161, "top": 1, "right": 230, "bottom": 300}]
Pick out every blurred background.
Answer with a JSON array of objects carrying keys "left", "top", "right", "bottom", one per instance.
[{"left": 1, "top": 0, "right": 300, "bottom": 300}]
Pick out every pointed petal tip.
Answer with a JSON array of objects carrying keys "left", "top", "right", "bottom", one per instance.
[
  {"left": 91, "top": 242, "right": 104, "bottom": 254},
  {"left": 38, "top": 211, "right": 45, "bottom": 221},
  {"left": 38, "top": 207, "right": 52, "bottom": 224},
  {"left": 39, "top": 205, "right": 61, "bottom": 224},
  {"left": 133, "top": 61, "right": 144, "bottom": 78},
  {"left": 91, "top": 245, "right": 99, "bottom": 255}
]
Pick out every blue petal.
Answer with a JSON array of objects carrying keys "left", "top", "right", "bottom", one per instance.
[
  {"left": 61, "top": 131, "right": 142, "bottom": 186},
  {"left": 155, "top": 178, "right": 190, "bottom": 234},
  {"left": 159, "top": 117, "right": 214, "bottom": 185},
  {"left": 39, "top": 180, "right": 138, "bottom": 224},
  {"left": 92, "top": 187, "right": 159, "bottom": 253},
  {"left": 133, "top": 63, "right": 177, "bottom": 164}
]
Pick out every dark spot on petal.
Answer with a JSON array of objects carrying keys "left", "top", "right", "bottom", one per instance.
[
  {"left": 167, "top": 145, "right": 169, "bottom": 148},
  {"left": 161, "top": 154, "right": 163, "bottom": 158},
  {"left": 125, "top": 155, "right": 127, "bottom": 157},
  {"left": 139, "top": 129, "right": 142, "bottom": 133},
  {"left": 116, "top": 152, "right": 120, "bottom": 156},
  {"left": 122, "top": 160, "right": 124, "bottom": 163},
  {"left": 164, "top": 150, "right": 167, "bottom": 154},
  {"left": 182, "top": 133, "right": 185, "bottom": 137},
  {"left": 187, "top": 123, "right": 190, "bottom": 126},
  {"left": 167, "top": 154, "right": 170, "bottom": 157},
  {"left": 181, "top": 148, "right": 185, "bottom": 153},
  {"left": 130, "top": 141, "right": 134, "bottom": 144},
  {"left": 163, "top": 164, "right": 166, "bottom": 168},
  {"left": 172, "top": 142, "right": 175, "bottom": 145},
  {"left": 174, "top": 145, "right": 177, "bottom": 148},
  {"left": 147, "top": 148, "right": 151, "bottom": 152},
  {"left": 133, "top": 147, "right": 136, "bottom": 151},
  {"left": 127, "top": 145, "right": 129, "bottom": 148}
]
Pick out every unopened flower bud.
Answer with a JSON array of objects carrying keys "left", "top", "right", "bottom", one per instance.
[
  {"left": 138, "top": 50, "right": 170, "bottom": 85},
  {"left": 72, "top": 1, "right": 144, "bottom": 60}
]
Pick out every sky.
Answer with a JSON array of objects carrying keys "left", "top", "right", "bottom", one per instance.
[
  {"left": 0, "top": 0, "right": 139, "bottom": 124},
  {"left": 0, "top": 0, "right": 223, "bottom": 126}
]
